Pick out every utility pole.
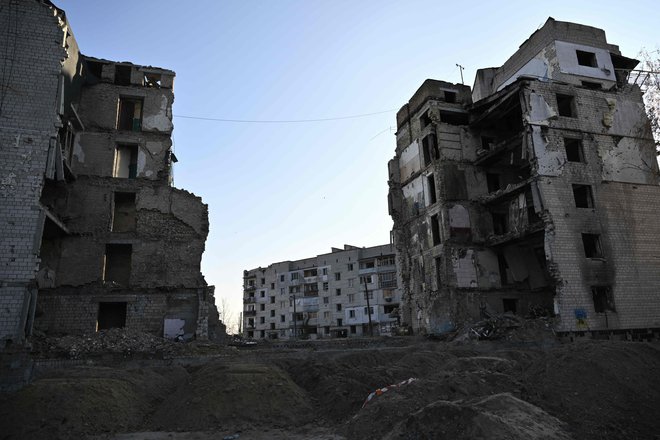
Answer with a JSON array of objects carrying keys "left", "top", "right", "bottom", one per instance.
[
  {"left": 456, "top": 63, "right": 465, "bottom": 85},
  {"left": 363, "top": 278, "right": 373, "bottom": 337},
  {"left": 290, "top": 294, "right": 297, "bottom": 340}
]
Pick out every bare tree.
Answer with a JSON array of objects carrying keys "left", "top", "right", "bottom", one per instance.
[
  {"left": 636, "top": 48, "right": 660, "bottom": 153},
  {"left": 218, "top": 295, "right": 238, "bottom": 334}
]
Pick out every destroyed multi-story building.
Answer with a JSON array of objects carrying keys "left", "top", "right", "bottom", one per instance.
[
  {"left": 242, "top": 244, "right": 401, "bottom": 339},
  {"left": 0, "top": 0, "right": 219, "bottom": 349},
  {"left": 388, "top": 18, "right": 660, "bottom": 335}
]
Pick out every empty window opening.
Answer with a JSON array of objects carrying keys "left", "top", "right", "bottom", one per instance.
[
  {"left": 115, "top": 65, "right": 132, "bottom": 86},
  {"left": 427, "top": 174, "right": 437, "bottom": 204},
  {"left": 103, "top": 244, "right": 132, "bottom": 286},
  {"left": 481, "top": 136, "right": 495, "bottom": 151},
  {"left": 117, "top": 97, "right": 143, "bottom": 131},
  {"left": 576, "top": 50, "right": 597, "bottom": 67},
  {"left": 112, "top": 192, "right": 136, "bottom": 232},
  {"left": 87, "top": 61, "right": 104, "bottom": 79},
  {"left": 336, "top": 304, "right": 342, "bottom": 311},
  {"left": 497, "top": 253, "right": 509, "bottom": 285},
  {"left": 492, "top": 212, "right": 507, "bottom": 235},
  {"left": 444, "top": 91, "right": 457, "bottom": 103},
  {"left": 349, "top": 310, "right": 356, "bottom": 318},
  {"left": 270, "top": 310, "right": 275, "bottom": 317},
  {"left": 336, "top": 288, "right": 341, "bottom": 296},
  {"left": 592, "top": 286, "right": 615, "bottom": 313},
  {"left": 556, "top": 94, "right": 577, "bottom": 117},
  {"left": 420, "top": 110, "right": 432, "bottom": 128},
  {"left": 564, "top": 138, "right": 584, "bottom": 162},
  {"left": 581, "top": 81, "right": 602, "bottom": 90},
  {"left": 435, "top": 256, "right": 442, "bottom": 288},
  {"left": 440, "top": 111, "right": 469, "bottom": 125},
  {"left": 582, "top": 233, "right": 603, "bottom": 258},
  {"left": 334, "top": 272, "right": 341, "bottom": 281},
  {"left": 350, "top": 325, "right": 356, "bottom": 334},
  {"left": 572, "top": 184, "right": 594, "bottom": 208},
  {"left": 486, "top": 173, "right": 501, "bottom": 193},
  {"left": 431, "top": 214, "right": 441, "bottom": 246},
  {"left": 97, "top": 302, "right": 127, "bottom": 330},
  {"left": 502, "top": 298, "right": 518, "bottom": 314},
  {"left": 421, "top": 134, "right": 438, "bottom": 166},
  {"left": 113, "top": 144, "right": 138, "bottom": 178},
  {"left": 144, "top": 72, "right": 162, "bottom": 88}
]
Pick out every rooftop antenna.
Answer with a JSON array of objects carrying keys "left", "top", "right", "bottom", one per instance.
[{"left": 456, "top": 64, "right": 465, "bottom": 85}]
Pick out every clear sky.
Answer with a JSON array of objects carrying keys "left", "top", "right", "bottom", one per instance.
[{"left": 58, "top": 0, "right": 658, "bottom": 331}]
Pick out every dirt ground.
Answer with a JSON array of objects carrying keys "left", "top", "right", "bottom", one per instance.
[{"left": 1, "top": 332, "right": 660, "bottom": 440}]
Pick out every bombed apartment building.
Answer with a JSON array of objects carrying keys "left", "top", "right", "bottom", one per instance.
[
  {"left": 0, "top": 0, "right": 219, "bottom": 349},
  {"left": 243, "top": 244, "right": 401, "bottom": 340},
  {"left": 388, "top": 18, "right": 660, "bottom": 335}
]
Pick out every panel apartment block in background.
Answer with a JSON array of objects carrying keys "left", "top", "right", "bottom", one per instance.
[
  {"left": 242, "top": 244, "right": 401, "bottom": 340},
  {"left": 388, "top": 18, "right": 660, "bottom": 336},
  {"left": 0, "top": 0, "right": 222, "bottom": 350}
]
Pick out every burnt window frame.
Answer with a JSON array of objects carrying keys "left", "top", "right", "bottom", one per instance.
[
  {"left": 592, "top": 286, "right": 615, "bottom": 313},
  {"left": 556, "top": 94, "right": 577, "bottom": 118},
  {"left": 427, "top": 173, "right": 437, "bottom": 205},
  {"left": 564, "top": 137, "right": 584, "bottom": 163},
  {"left": 430, "top": 214, "right": 441, "bottom": 246},
  {"left": 581, "top": 233, "right": 604, "bottom": 259},
  {"left": 572, "top": 184, "right": 594, "bottom": 208}
]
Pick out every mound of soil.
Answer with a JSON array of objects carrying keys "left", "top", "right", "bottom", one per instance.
[
  {"left": 383, "top": 393, "right": 571, "bottom": 440},
  {"left": 151, "top": 362, "right": 315, "bottom": 431},
  {"left": 0, "top": 366, "right": 183, "bottom": 439},
  {"left": 1, "top": 338, "right": 659, "bottom": 440}
]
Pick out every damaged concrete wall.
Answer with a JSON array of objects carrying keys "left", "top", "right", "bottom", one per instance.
[
  {"left": 42, "top": 178, "right": 208, "bottom": 288},
  {"left": 391, "top": 18, "right": 659, "bottom": 335},
  {"left": 0, "top": 2, "right": 218, "bottom": 342}
]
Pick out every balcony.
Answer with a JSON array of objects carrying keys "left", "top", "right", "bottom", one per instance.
[
  {"left": 244, "top": 310, "right": 256, "bottom": 317},
  {"left": 474, "top": 133, "right": 523, "bottom": 167},
  {"left": 486, "top": 221, "right": 544, "bottom": 247},
  {"left": 243, "top": 297, "right": 256, "bottom": 304}
]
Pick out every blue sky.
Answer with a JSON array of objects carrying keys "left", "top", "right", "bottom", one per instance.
[{"left": 58, "top": 0, "right": 658, "bottom": 329}]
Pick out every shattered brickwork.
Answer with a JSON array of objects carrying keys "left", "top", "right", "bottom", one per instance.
[
  {"left": 0, "top": 0, "right": 219, "bottom": 348},
  {"left": 389, "top": 18, "right": 660, "bottom": 334}
]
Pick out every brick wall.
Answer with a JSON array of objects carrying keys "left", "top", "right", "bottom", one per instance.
[
  {"left": 35, "top": 286, "right": 210, "bottom": 337},
  {"left": 0, "top": 0, "right": 67, "bottom": 346}
]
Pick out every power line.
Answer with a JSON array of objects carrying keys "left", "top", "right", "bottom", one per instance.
[{"left": 172, "top": 108, "right": 397, "bottom": 124}]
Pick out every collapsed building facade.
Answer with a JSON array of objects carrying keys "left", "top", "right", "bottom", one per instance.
[
  {"left": 388, "top": 18, "right": 660, "bottom": 335},
  {"left": 0, "top": 0, "right": 219, "bottom": 349},
  {"left": 243, "top": 244, "right": 401, "bottom": 339}
]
